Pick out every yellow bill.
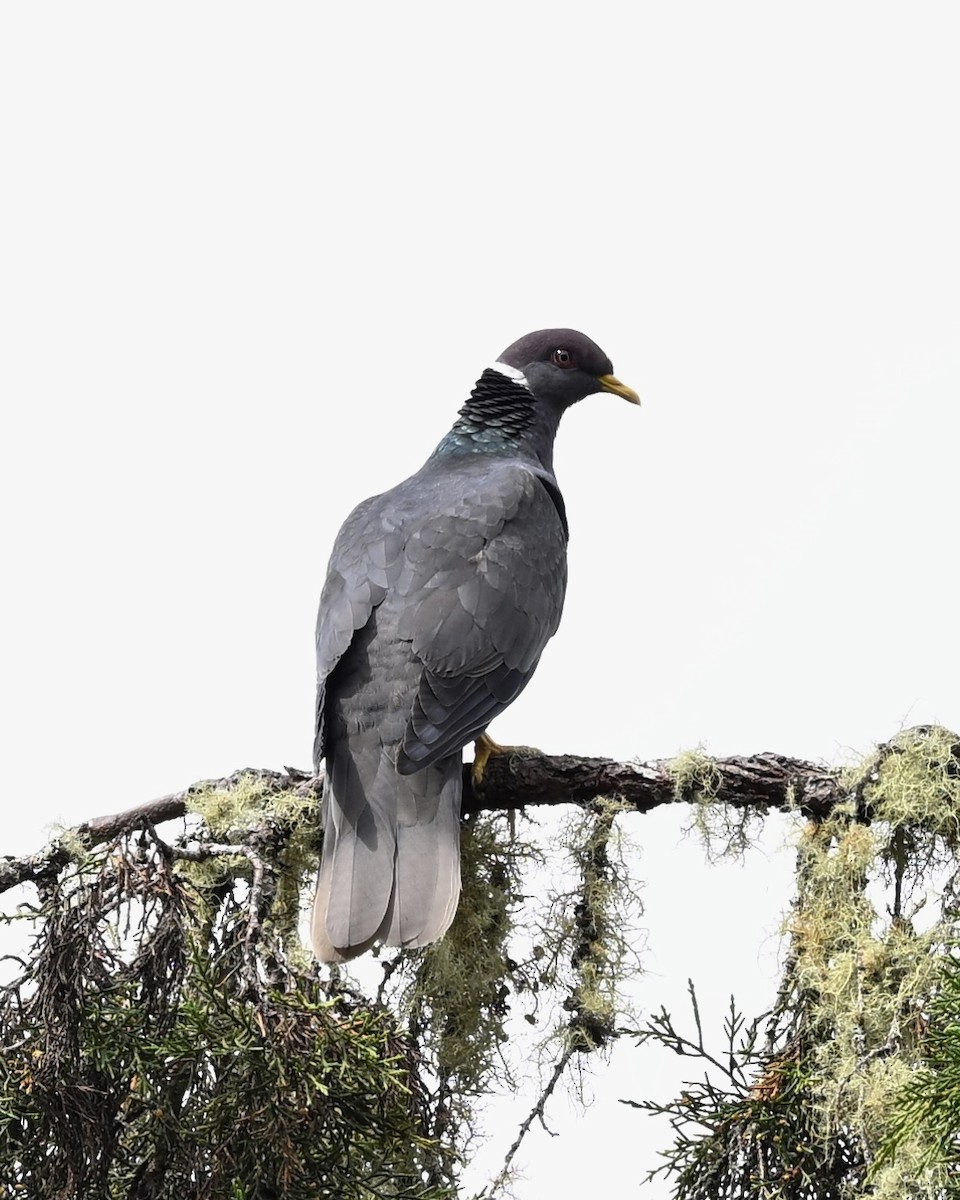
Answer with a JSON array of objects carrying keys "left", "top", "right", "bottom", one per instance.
[{"left": 598, "top": 373, "right": 641, "bottom": 405}]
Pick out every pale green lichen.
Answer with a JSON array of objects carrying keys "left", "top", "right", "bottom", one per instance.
[
  {"left": 186, "top": 773, "right": 273, "bottom": 837},
  {"left": 56, "top": 826, "right": 93, "bottom": 862},
  {"left": 568, "top": 796, "right": 640, "bottom": 1051},
  {"left": 47, "top": 826, "right": 105, "bottom": 894},
  {"left": 782, "top": 728, "right": 960, "bottom": 1193},
  {"left": 845, "top": 728, "right": 960, "bottom": 897},
  {"left": 871, "top": 1148, "right": 952, "bottom": 1200},
  {"left": 845, "top": 727, "right": 960, "bottom": 842},
  {"left": 669, "top": 747, "right": 761, "bottom": 861},
  {"left": 269, "top": 796, "right": 322, "bottom": 958},
  {"left": 668, "top": 748, "right": 724, "bottom": 803},
  {"left": 539, "top": 796, "right": 642, "bottom": 1057},
  {"left": 181, "top": 773, "right": 320, "bottom": 962},
  {"left": 407, "top": 812, "right": 530, "bottom": 1089}
]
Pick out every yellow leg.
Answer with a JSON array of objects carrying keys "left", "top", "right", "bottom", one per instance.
[
  {"left": 471, "top": 732, "right": 505, "bottom": 784},
  {"left": 471, "top": 732, "right": 544, "bottom": 783}
]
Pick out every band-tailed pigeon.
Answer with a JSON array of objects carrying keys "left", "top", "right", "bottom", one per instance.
[{"left": 311, "top": 329, "right": 639, "bottom": 961}]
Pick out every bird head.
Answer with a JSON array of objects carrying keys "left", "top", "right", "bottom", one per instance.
[{"left": 495, "top": 328, "right": 640, "bottom": 410}]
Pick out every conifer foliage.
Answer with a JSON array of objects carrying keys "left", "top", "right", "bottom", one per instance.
[{"left": 2, "top": 729, "right": 960, "bottom": 1197}]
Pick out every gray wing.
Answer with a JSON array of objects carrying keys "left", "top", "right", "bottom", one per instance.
[
  {"left": 393, "top": 460, "right": 568, "bottom": 772},
  {"left": 313, "top": 492, "right": 394, "bottom": 767},
  {"left": 314, "top": 459, "right": 568, "bottom": 773}
]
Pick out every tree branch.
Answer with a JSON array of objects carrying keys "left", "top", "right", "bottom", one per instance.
[
  {"left": 0, "top": 767, "right": 316, "bottom": 895},
  {"left": 467, "top": 747, "right": 843, "bottom": 818},
  {"left": 0, "top": 749, "right": 844, "bottom": 897}
]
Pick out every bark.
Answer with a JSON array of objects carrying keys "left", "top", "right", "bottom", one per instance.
[
  {"left": 467, "top": 747, "right": 842, "bottom": 818},
  {"left": 0, "top": 749, "right": 844, "bottom": 897}
]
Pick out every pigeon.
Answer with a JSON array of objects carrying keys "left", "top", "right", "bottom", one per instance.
[{"left": 311, "top": 329, "right": 639, "bottom": 961}]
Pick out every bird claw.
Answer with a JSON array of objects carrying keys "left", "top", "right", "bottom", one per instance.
[
  {"left": 471, "top": 733, "right": 503, "bottom": 784},
  {"left": 471, "top": 733, "right": 542, "bottom": 784}
]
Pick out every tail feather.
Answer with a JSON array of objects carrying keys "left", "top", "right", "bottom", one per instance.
[
  {"left": 386, "top": 759, "right": 461, "bottom": 947},
  {"left": 312, "top": 737, "right": 462, "bottom": 962},
  {"left": 320, "top": 734, "right": 396, "bottom": 950}
]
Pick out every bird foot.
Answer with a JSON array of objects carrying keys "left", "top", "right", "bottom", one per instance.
[{"left": 471, "top": 733, "right": 540, "bottom": 784}]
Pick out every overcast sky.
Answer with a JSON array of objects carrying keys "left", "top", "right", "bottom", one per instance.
[{"left": 3, "top": 4, "right": 959, "bottom": 1195}]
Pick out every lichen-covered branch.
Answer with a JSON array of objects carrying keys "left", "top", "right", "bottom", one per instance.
[
  {"left": 623, "top": 725, "right": 960, "bottom": 1200},
  {"left": 0, "top": 749, "right": 846, "bottom": 898},
  {"left": 0, "top": 768, "right": 318, "bottom": 896},
  {"left": 468, "top": 746, "right": 844, "bottom": 817}
]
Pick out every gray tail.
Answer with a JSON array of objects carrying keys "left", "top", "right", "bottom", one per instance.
[{"left": 311, "top": 733, "right": 462, "bottom": 962}]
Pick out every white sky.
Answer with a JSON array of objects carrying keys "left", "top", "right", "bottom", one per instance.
[{"left": 2, "top": 3, "right": 959, "bottom": 1196}]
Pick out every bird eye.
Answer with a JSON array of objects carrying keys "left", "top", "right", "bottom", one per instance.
[{"left": 552, "top": 348, "right": 576, "bottom": 368}]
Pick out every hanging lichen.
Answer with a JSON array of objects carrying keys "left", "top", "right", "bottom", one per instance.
[
  {"left": 669, "top": 746, "right": 764, "bottom": 860},
  {"left": 562, "top": 796, "right": 641, "bottom": 1052},
  {"left": 397, "top": 792, "right": 642, "bottom": 1153},
  {"left": 668, "top": 747, "right": 724, "bottom": 803},
  {"left": 788, "top": 807, "right": 945, "bottom": 1199},
  {"left": 404, "top": 811, "right": 531, "bottom": 1097},
  {"left": 530, "top": 796, "right": 643, "bottom": 1058},
  {"left": 632, "top": 725, "right": 960, "bottom": 1200},
  {"left": 477, "top": 797, "right": 644, "bottom": 1199},
  {"left": 181, "top": 770, "right": 321, "bottom": 966}
]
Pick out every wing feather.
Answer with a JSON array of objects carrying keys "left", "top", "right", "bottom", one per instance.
[
  {"left": 315, "top": 458, "right": 567, "bottom": 773},
  {"left": 394, "top": 462, "right": 567, "bottom": 771}
]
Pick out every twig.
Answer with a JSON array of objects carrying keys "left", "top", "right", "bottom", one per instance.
[
  {"left": 242, "top": 845, "right": 269, "bottom": 990},
  {"left": 480, "top": 1045, "right": 575, "bottom": 1199},
  {"left": 165, "top": 837, "right": 273, "bottom": 993}
]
